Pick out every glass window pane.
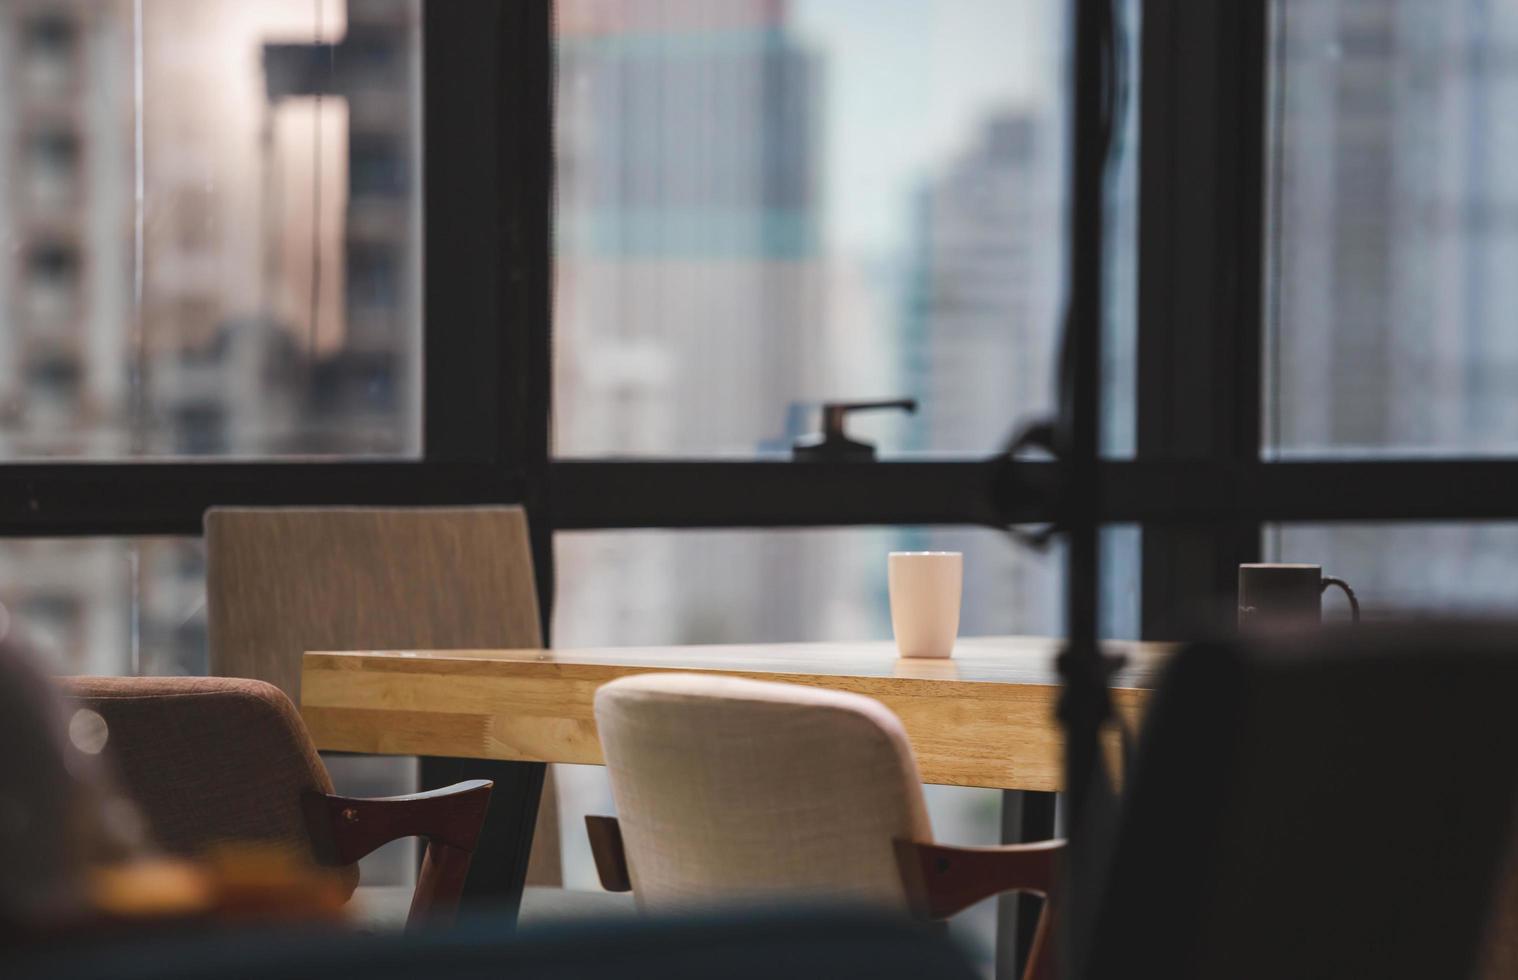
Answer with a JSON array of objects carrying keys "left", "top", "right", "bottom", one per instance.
[
  {"left": 554, "top": 0, "right": 1095, "bottom": 458},
  {"left": 552, "top": 525, "right": 1064, "bottom": 971},
  {"left": 0, "top": 538, "right": 205, "bottom": 676},
  {"left": 1103, "top": 0, "right": 1140, "bottom": 458},
  {"left": 1266, "top": 523, "right": 1518, "bottom": 619},
  {"left": 556, "top": 528, "right": 1064, "bottom": 647},
  {"left": 1265, "top": 1, "right": 1518, "bottom": 456},
  {"left": 0, "top": 0, "right": 422, "bottom": 458}
]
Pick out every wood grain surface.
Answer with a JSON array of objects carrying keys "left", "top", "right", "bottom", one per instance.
[{"left": 302, "top": 637, "right": 1169, "bottom": 792}]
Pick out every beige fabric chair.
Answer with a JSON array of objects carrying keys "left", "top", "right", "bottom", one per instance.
[
  {"left": 591, "top": 673, "right": 1061, "bottom": 980},
  {"left": 204, "top": 506, "right": 559, "bottom": 888},
  {"left": 594, "top": 673, "right": 933, "bottom": 912}
]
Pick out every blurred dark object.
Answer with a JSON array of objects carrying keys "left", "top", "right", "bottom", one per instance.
[
  {"left": 0, "top": 643, "right": 141, "bottom": 924},
  {"left": 60, "top": 676, "right": 491, "bottom": 929},
  {"left": 10, "top": 907, "right": 980, "bottom": 980},
  {"left": 1081, "top": 621, "right": 1518, "bottom": 979}
]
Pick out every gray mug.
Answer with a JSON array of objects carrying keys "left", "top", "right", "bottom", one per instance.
[{"left": 1238, "top": 563, "right": 1360, "bottom": 632}]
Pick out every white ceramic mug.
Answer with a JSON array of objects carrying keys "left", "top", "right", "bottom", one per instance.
[{"left": 888, "top": 551, "right": 963, "bottom": 658}]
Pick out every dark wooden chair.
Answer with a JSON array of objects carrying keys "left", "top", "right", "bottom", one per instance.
[{"left": 61, "top": 676, "right": 492, "bottom": 929}]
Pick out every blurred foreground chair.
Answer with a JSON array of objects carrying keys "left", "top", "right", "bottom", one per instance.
[
  {"left": 61, "top": 676, "right": 491, "bottom": 929},
  {"left": 204, "top": 507, "right": 566, "bottom": 919},
  {"left": 0, "top": 643, "right": 140, "bottom": 925},
  {"left": 586, "top": 674, "right": 1061, "bottom": 980},
  {"left": 1077, "top": 623, "right": 1518, "bottom": 980}
]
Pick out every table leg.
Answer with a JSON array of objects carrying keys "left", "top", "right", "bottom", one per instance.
[
  {"left": 420, "top": 757, "right": 545, "bottom": 925},
  {"left": 995, "top": 790, "right": 1058, "bottom": 980}
]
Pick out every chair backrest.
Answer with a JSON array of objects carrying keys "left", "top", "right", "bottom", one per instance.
[
  {"left": 203, "top": 506, "right": 559, "bottom": 885},
  {"left": 58, "top": 675, "right": 360, "bottom": 898},
  {"left": 205, "top": 506, "right": 542, "bottom": 702},
  {"left": 594, "top": 673, "right": 934, "bottom": 914},
  {"left": 1081, "top": 622, "right": 1518, "bottom": 980}
]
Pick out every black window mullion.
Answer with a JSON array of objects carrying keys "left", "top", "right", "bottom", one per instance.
[
  {"left": 422, "top": 0, "right": 508, "bottom": 466},
  {"left": 1135, "top": 0, "right": 1269, "bottom": 640},
  {"left": 1104, "top": 459, "right": 1518, "bottom": 524},
  {"left": 0, "top": 461, "right": 522, "bottom": 537},
  {"left": 548, "top": 459, "right": 1049, "bottom": 530},
  {"left": 498, "top": 0, "right": 556, "bottom": 632}
]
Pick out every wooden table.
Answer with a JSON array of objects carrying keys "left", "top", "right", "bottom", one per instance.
[{"left": 302, "top": 636, "right": 1169, "bottom": 793}]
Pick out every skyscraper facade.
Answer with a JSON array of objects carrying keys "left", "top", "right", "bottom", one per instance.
[
  {"left": 554, "top": 0, "right": 832, "bottom": 649},
  {"left": 898, "top": 111, "right": 1065, "bottom": 638}
]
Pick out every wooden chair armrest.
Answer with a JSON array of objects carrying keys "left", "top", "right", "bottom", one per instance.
[
  {"left": 305, "top": 779, "right": 494, "bottom": 865},
  {"left": 895, "top": 839, "right": 1063, "bottom": 980},
  {"left": 585, "top": 815, "right": 632, "bottom": 892},
  {"left": 894, "top": 838, "right": 1062, "bottom": 919},
  {"left": 304, "top": 779, "right": 493, "bottom": 929}
]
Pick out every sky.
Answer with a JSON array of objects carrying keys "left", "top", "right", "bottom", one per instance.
[{"left": 790, "top": 0, "right": 1066, "bottom": 256}]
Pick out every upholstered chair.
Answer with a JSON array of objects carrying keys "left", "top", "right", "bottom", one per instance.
[
  {"left": 203, "top": 506, "right": 561, "bottom": 893},
  {"left": 587, "top": 673, "right": 1061, "bottom": 980},
  {"left": 61, "top": 675, "right": 492, "bottom": 929}
]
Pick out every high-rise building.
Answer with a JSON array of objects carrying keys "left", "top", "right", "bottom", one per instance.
[
  {"left": 898, "top": 110, "right": 1065, "bottom": 637},
  {"left": 0, "top": 1, "right": 133, "bottom": 458},
  {"left": 261, "top": 0, "right": 424, "bottom": 456},
  {"left": 1267, "top": 0, "right": 1518, "bottom": 613},
  {"left": 1271, "top": 0, "right": 1518, "bottom": 452},
  {"left": 554, "top": 0, "right": 830, "bottom": 647}
]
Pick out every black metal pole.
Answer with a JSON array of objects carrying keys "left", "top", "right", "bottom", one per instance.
[
  {"left": 419, "top": 0, "right": 555, "bottom": 921},
  {"left": 1057, "top": 0, "right": 1117, "bottom": 972},
  {"left": 1059, "top": 0, "right": 1111, "bottom": 840}
]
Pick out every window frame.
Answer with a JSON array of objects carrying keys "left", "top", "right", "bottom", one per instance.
[
  {"left": 9, "top": 0, "right": 1518, "bottom": 968},
  {"left": 8, "top": 0, "right": 1517, "bottom": 802},
  {"left": 7, "top": 4, "right": 1514, "bottom": 617},
  {"left": 540, "top": 0, "right": 1518, "bottom": 562},
  {"left": 0, "top": 2, "right": 554, "bottom": 606}
]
